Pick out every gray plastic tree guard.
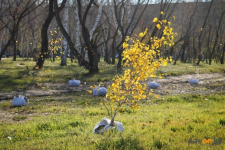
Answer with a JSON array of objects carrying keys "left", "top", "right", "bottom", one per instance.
[
  {"left": 148, "top": 81, "right": 160, "bottom": 89},
  {"left": 93, "top": 117, "right": 124, "bottom": 134},
  {"left": 12, "top": 95, "right": 28, "bottom": 106},
  {"left": 69, "top": 79, "right": 80, "bottom": 87},
  {"left": 189, "top": 78, "right": 199, "bottom": 85},
  {"left": 93, "top": 87, "right": 107, "bottom": 96}
]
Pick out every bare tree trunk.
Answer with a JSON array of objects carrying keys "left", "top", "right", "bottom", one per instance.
[
  {"left": 25, "top": 37, "right": 30, "bottom": 58},
  {"left": 0, "top": 28, "right": 6, "bottom": 53},
  {"left": 75, "top": 0, "right": 81, "bottom": 57},
  {"left": 54, "top": 0, "right": 90, "bottom": 70},
  {"left": 209, "top": 11, "right": 225, "bottom": 65},
  {"left": 220, "top": 42, "right": 225, "bottom": 64},
  {"left": 196, "top": 0, "right": 214, "bottom": 65},
  {"left": 13, "top": 34, "right": 17, "bottom": 61},
  {"left": 20, "top": 33, "right": 24, "bottom": 58},
  {"left": 205, "top": 26, "right": 211, "bottom": 64},
  {"left": 0, "top": 0, "right": 43, "bottom": 61},
  {"left": 33, "top": 4, "right": 38, "bottom": 61},
  {"left": 116, "top": 48, "right": 122, "bottom": 71},
  {"left": 60, "top": 0, "right": 69, "bottom": 66},
  {"left": 174, "top": 37, "right": 189, "bottom": 65},
  {"left": 35, "top": 0, "right": 64, "bottom": 69}
]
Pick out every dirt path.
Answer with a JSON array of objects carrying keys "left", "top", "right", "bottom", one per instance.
[
  {"left": 0, "top": 73, "right": 224, "bottom": 101},
  {"left": 152, "top": 73, "right": 225, "bottom": 95}
]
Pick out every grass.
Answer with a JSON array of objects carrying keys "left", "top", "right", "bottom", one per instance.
[
  {"left": 158, "top": 61, "right": 225, "bottom": 76},
  {"left": 0, "top": 58, "right": 120, "bottom": 92},
  {"left": 0, "top": 58, "right": 225, "bottom": 92},
  {"left": 0, "top": 93, "right": 225, "bottom": 149},
  {"left": 0, "top": 58, "right": 225, "bottom": 149}
]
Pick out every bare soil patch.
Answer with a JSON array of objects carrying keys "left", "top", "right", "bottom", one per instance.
[
  {"left": 0, "top": 73, "right": 224, "bottom": 101},
  {"left": 0, "top": 73, "right": 224, "bottom": 123}
]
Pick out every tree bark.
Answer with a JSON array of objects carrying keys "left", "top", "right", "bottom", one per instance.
[
  {"left": 196, "top": 0, "right": 214, "bottom": 65},
  {"left": 13, "top": 33, "right": 18, "bottom": 61},
  {"left": 34, "top": 0, "right": 66, "bottom": 69},
  {"left": 54, "top": 0, "right": 90, "bottom": 70},
  {"left": 220, "top": 42, "right": 225, "bottom": 64},
  {"left": 35, "top": 0, "right": 55, "bottom": 69},
  {"left": 209, "top": 11, "right": 225, "bottom": 65},
  {"left": 60, "top": 0, "right": 69, "bottom": 66}
]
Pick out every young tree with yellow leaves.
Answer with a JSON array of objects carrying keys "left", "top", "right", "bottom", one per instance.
[{"left": 104, "top": 19, "right": 175, "bottom": 127}]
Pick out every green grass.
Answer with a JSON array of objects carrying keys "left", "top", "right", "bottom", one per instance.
[
  {"left": 0, "top": 93, "right": 224, "bottom": 149},
  {"left": 0, "top": 58, "right": 225, "bottom": 91},
  {"left": 0, "top": 58, "right": 120, "bottom": 91},
  {"left": 158, "top": 61, "right": 225, "bottom": 76}
]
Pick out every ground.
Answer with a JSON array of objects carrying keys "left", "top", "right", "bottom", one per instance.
[
  {"left": 0, "top": 59, "right": 225, "bottom": 149},
  {"left": 0, "top": 72, "right": 224, "bottom": 124},
  {"left": 0, "top": 73, "right": 224, "bottom": 100}
]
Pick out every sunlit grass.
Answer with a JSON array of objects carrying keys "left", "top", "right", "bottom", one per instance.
[
  {"left": 159, "top": 62, "right": 225, "bottom": 76},
  {"left": 0, "top": 58, "right": 119, "bottom": 91},
  {"left": 0, "top": 93, "right": 224, "bottom": 149},
  {"left": 0, "top": 58, "right": 225, "bottom": 92}
]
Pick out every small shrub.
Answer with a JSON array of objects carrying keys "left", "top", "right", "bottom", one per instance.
[
  {"left": 13, "top": 116, "right": 27, "bottom": 121},
  {"left": 96, "top": 137, "right": 144, "bottom": 150},
  {"left": 153, "top": 140, "right": 163, "bottom": 149},
  {"left": 187, "top": 125, "right": 194, "bottom": 132},
  {"left": 219, "top": 119, "right": 225, "bottom": 126},
  {"left": 69, "top": 121, "right": 83, "bottom": 127},
  {"left": 166, "top": 96, "right": 182, "bottom": 102},
  {"left": 36, "top": 123, "right": 53, "bottom": 131},
  {"left": 18, "top": 62, "right": 25, "bottom": 65},
  {"left": 171, "top": 127, "right": 179, "bottom": 132},
  {"left": 193, "top": 117, "right": 205, "bottom": 124},
  {"left": 118, "top": 108, "right": 133, "bottom": 114}
]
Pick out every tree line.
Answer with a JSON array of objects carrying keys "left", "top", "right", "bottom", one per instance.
[{"left": 0, "top": 0, "right": 224, "bottom": 74}]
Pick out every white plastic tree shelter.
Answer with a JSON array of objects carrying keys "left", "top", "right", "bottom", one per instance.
[{"left": 93, "top": 117, "right": 124, "bottom": 134}]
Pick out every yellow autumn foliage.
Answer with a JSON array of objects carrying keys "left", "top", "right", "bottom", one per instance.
[{"left": 106, "top": 20, "right": 176, "bottom": 112}]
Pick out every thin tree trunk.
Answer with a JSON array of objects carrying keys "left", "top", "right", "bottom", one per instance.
[
  {"left": 209, "top": 11, "right": 225, "bottom": 65},
  {"left": 205, "top": 26, "right": 211, "bottom": 64},
  {"left": 54, "top": 0, "right": 90, "bottom": 70},
  {"left": 220, "top": 42, "right": 225, "bottom": 64},
  {"left": 13, "top": 34, "right": 17, "bottom": 61},
  {"left": 20, "top": 33, "right": 24, "bottom": 58},
  {"left": 75, "top": 0, "right": 81, "bottom": 58},
  {"left": 60, "top": 0, "right": 69, "bottom": 66},
  {"left": 0, "top": 28, "right": 6, "bottom": 53},
  {"left": 35, "top": 0, "right": 55, "bottom": 69},
  {"left": 116, "top": 49, "right": 122, "bottom": 71},
  {"left": 196, "top": 0, "right": 214, "bottom": 65},
  {"left": 33, "top": 4, "right": 38, "bottom": 61}
]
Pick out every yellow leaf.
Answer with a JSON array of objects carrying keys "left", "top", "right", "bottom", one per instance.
[
  {"left": 139, "top": 32, "right": 144, "bottom": 37},
  {"left": 156, "top": 24, "right": 161, "bottom": 30},
  {"left": 162, "top": 61, "right": 167, "bottom": 66},
  {"left": 153, "top": 17, "right": 158, "bottom": 22},
  {"left": 87, "top": 90, "right": 92, "bottom": 93}
]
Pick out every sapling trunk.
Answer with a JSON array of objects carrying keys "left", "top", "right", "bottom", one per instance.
[
  {"left": 110, "top": 108, "right": 117, "bottom": 126},
  {"left": 110, "top": 100, "right": 125, "bottom": 126}
]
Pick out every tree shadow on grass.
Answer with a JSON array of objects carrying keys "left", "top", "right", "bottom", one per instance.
[{"left": 96, "top": 136, "right": 144, "bottom": 150}]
